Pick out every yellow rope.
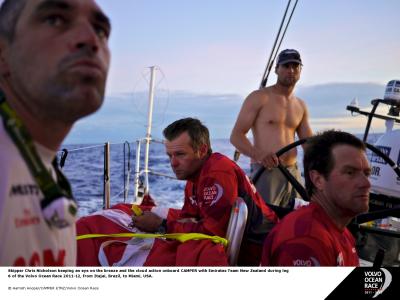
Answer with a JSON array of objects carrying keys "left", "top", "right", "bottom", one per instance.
[{"left": 76, "top": 232, "right": 228, "bottom": 247}]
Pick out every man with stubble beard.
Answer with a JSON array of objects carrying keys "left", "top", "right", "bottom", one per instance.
[
  {"left": 132, "top": 118, "right": 278, "bottom": 265},
  {"left": 261, "top": 130, "right": 371, "bottom": 266},
  {"left": 231, "top": 49, "right": 312, "bottom": 208},
  {"left": 0, "top": 0, "right": 111, "bottom": 266}
]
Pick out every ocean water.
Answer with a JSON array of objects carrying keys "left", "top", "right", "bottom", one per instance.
[
  {"left": 60, "top": 134, "right": 380, "bottom": 217},
  {"left": 60, "top": 139, "right": 252, "bottom": 217}
]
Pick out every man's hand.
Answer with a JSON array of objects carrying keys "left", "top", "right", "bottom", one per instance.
[
  {"left": 260, "top": 153, "right": 280, "bottom": 169},
  {"left": 131, "top": 211, "right": 163, "bottom": 232}
]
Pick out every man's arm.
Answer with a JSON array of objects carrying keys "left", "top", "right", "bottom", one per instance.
[
  {"left": 230, "top": 90, "right": 264, "bottom": 162},
  {"left": 296, "top": 100, "right": 313, "bottom": 145}
]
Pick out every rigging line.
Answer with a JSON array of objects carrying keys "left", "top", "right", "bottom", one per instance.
[
  {"left": 111, "top": 187, "right": 125, "bottom": 201},
  {"left": 152, "top": 66, "right": 170, "bottom": 127},
  {"left": 131, "top": 67, "right": 169, "bottom": 128},
  {"left": 60, "top": 144, "right": 104, "bottom": 153},
  {"left": 129, "top": 68, "right": 152, "bottom": 125},
  {"left": 136, "top": 66, "right": 170, "bottom": 128},
  {"left": 266, "top": 0, "right": 299, "bottom": 86},
  {"left": 108, "top": 142, "right": 133, "bottom": 146},
  {"left": 153, "top": 65, "right": 165, "bottom": 88},
  {"left": 260, "top": 0, "right": 299, "bottom": 88},
  {"left": 130, "top": 169, "right": 176, "bottom": 180},
  {"left": 148, "top": 170, "right": 178, "bottom": 180},
  {"left": 259, "top": 0, "right": 292, "bottom": 88},
  {"left": 142, "top": 65, "right": 169, "bottom": 127},
  {"left": 151, "top": 138, "right": 165, "bottom": 144}
]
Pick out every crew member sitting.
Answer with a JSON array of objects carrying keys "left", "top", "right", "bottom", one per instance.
[
  {"left": 77, "top": 118, "right": 277, "bottom": 266},
  {"left": 261, "top": 130, "right": 371, "bottom": 266}
]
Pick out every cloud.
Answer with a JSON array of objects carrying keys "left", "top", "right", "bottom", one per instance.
[
  {"left": 65, "top": 82, "right": 393, "bottom": 144},
  {"left": 310, "top": 116, "right": 386, "bottom": 133}
]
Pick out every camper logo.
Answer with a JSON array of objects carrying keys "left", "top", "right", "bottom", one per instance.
[{"left": 364, "top": 268, "right": 392, "bottom": 298}]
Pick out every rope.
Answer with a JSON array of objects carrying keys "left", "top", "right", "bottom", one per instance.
[
  {"left": 61, "top": 144, "right": 104, "bottom": 153},
  {"left": 60, "top": 142, "right": 132, "bottom": 154},
  {"left": 76, "top": 232, "right": 228, "bottom": 247},
  {"left": 130, "top": 66, "right": 170, "bottom": 128},
  {"left": 154, "top": 66, "right": 170, "bottom": 127},
  {"left": 148, "top": 170, "right": 177, "bottom": 180},
  {"left": 260, "top": 0, "right": 299, "bottom": 88},
  {"left": 266, "top": 0, "right": 299, "bottom": 82},
  {"left": 110, "top": 188, "right": 125, "bottom": 201}
]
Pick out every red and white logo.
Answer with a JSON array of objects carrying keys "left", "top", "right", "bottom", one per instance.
[
  {"left": 14, "top": 209, "right": 40, "bottom": 228},
  {"left": 203, "top": 184, "right": 223, "bottom": 206},
  {"left": 13, "top": 249, "right": 66, "bottom": 266},
  {"left": 292, "top": 257, "right": 320, "bottom": 266}
]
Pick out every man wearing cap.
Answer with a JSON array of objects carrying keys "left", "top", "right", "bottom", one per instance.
[{"left": 230, "top": 49, "right": 312, "bottom": 208}]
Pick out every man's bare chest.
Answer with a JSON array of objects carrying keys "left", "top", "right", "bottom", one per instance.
[{"left": 257, "top": 102, "right": 303, "bottom": 128}]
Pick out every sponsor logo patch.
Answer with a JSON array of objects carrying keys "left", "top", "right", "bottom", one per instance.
[
  {"left": 292, "top": 257, "right": 320, "bottom": 266},
  {"left": 14, "top": 209, "right": 40, "bottom": 228},
  {"left": 369, "top": 146, "right": 391, "bottom": 165},
  {"left": 203, "top": 184, "right": 223, "bottom": 206},
  {"left": 9, "top": 184, "right": 40, "bottom": 197}
]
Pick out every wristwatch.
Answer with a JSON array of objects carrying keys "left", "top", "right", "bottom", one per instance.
[{"left": 157, "top": 219, "right": 167, "bottom": 234}]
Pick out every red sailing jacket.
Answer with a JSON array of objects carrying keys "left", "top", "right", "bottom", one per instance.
[
  {"left": 261, "top": 202, "right": 359, "bottom": 266},
  {"left": 76, "top": 153, "right": 277, "bottom": 266},
  {"left": 167, "top": 153, "right": 278, "bottom": 239},
  {"left": 161, "top": 153, "right": 278, "bottom": 266}
]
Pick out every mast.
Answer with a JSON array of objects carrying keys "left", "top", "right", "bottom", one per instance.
[{"left": 143, "top": 66, "right": 157, "bottom": 193}]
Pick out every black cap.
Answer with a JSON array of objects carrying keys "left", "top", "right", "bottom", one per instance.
[{"left": 277, "top": 49, "right": 302, "bottom": 65}]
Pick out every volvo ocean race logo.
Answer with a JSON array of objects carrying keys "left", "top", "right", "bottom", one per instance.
[
  {"left": 364, "top": 268, "right": 392, "bottom": 298},
  {"left": 203, "top": 184, "right": 223, "bottom": 206}
]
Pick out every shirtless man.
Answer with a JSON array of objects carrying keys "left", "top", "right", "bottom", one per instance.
[{"left": 230, "top": 49, "right": 312, "bottom": 207}]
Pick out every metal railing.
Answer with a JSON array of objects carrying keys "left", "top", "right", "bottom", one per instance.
[
  {"left": 58, "top": 138, "right": 177, "bottom": 210},
  {"left": 132, "top": 137, "right": 176, "bottom": 204},
  {"left": 103, "top": 142, "right": 110, "bottom": 209}
]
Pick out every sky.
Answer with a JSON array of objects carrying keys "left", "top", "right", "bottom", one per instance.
[
  {"left": 43, "top": 0, "right": 399, "bottom": 143},
  {"left": 93, "top": 0, "right": 400, "bottom": 94}
]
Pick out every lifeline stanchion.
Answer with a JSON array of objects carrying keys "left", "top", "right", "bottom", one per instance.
[
  {"left": 103, "top": 142, "right": 110, "bottom": 209},
  {"left": 123, "top": 141, "right": 131, "bottom": 202}
]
